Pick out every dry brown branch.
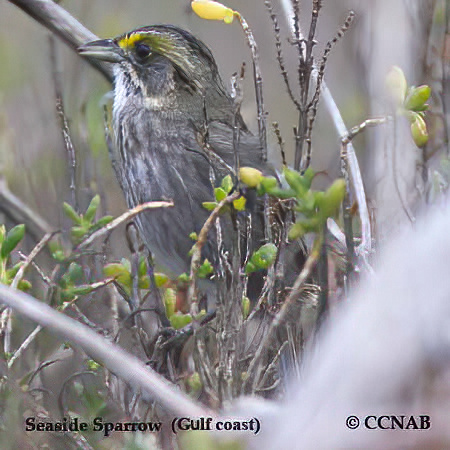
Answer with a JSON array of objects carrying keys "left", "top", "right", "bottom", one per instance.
[
  {"left": 188, "top": 191, "right": 240, "bottom": 316},
  {"left": 77, "top": 201, "right": 173, "bottom": 250}
]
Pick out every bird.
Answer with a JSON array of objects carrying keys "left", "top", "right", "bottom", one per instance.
[
  {"left": 78, "top": 25, "right": 305, "bottom": 312},
  {"left": 78, "top": 25, "right": 273, "bottom": 298}
]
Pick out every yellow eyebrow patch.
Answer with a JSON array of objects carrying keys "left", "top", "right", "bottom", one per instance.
[{"left": 117, "top": 33, "right": 144, "bottom": 50}]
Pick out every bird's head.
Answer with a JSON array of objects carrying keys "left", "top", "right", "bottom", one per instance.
[{"left": 79, "top": 25, "right": 228, "bottom": 108}]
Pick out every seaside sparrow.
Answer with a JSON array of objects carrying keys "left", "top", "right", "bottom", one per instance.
[{"left": 79, "top": 25, "right": 280, "bottom": 296}]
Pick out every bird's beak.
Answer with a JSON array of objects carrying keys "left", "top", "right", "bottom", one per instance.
[{"left": 78, "top": 39, "right": 125, "bottom": 63}]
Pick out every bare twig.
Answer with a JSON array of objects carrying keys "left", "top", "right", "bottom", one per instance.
[
  {"left": 293, "top": 0, "right": 323, "bottom": 170},
  {"left": 12, "top": 232, "right": 56, "bottom": 289},
  {"left": 230, "top": 65, "right": 245, "bottom": 179},
  {"left": 188, "top": 191, "right": 240, "bottom": 316},
  {"left": 265, "top": 0, "right": 301, "bottom": 110},
  {"left": 301, "top": 11, "right": 355, "bottom": 172},
  {"left": 272, "top": 122, "right": 287, "bottom": 166},
  {"left": 49, "top": 35, "right": 78, "bottom": 211},
  {"left": 8, "top": 324, "right": 43, "bottom": 369},
  {"left": 279, "top": 2, "right": 372, "bottom": 262},
  {"left": 234, "top": 12, "right": 268, "bottom": 161},
  {"left": 77, "top": 201, "right": 173, "bottom": 250}
]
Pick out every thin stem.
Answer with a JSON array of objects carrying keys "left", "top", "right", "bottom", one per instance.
[
  {"left": 77, "top": 201, "right": 173, "bottom": 250},
  {"left": 188, "top": 191, "right": 240, "bottom": 316},
  {"left": 235, "top": 12, "right": 268, "bottom": 161}
]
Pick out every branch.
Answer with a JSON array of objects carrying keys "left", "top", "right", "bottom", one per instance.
[
  {"left": 7, "top": 0, "right": 113, "bottom": 81},
  {"left": 188, "top": 191, "right": 240, "bottom": 316},
  {"left": 12, "top": 232, "right": 56, "bottom": 289},
  {"left": 0, "top": 283, "right": 211, "bottom": 418},
  {"left": 279, "top": 2, "right": 373, "bottom": 261},
  {"left": 77, "top": 201, "right": 173, "bottom": 250}
]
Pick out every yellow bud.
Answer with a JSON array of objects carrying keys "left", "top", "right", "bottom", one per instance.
[
  {"left": 386, "top": 66, "right": 407, "bottom": 106},
  {"left": 191, "top": 0, "right": 235, "bottom": 23},
  {"left": 410, "top": 114, "right": 429, "bottom": 147},
  {"left": 242, "top": 296, "right": 250, "bottom": 319},
  {"left": 239, "top": 167, "right": 263, "bottom": 188}
]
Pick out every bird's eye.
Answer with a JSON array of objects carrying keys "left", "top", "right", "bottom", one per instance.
[{"left": 135, "top": 43, "right": 151, "bottom": 60}]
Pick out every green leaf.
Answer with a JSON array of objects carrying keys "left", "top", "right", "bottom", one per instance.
[
  {"left": 1, "top": 224, "right": 25, "bottom": 259},
  {"left": 259, "top": 176, "right": 278, "bottom": 192},
  {"left": 170, "top": 313, "right": 192, "bottom": 329},
  {"left": 410, "top": 114, "right": 429, "bottom": 147},
  {"left": 252, "top": 243, "right": 277, "bottom": 268},
  {"left": 138, "top": 275, "right": 150, "bottom": 289},
  {"left": 67, "top": 262, "right": 84, "bottom": 284},
  {"left": 84, "top": 195, "right": 100, "bottom": 223},
  {"left": 296, "top": 190, "right": 316, "bottom": 214},
  {"left": 245, "top": 261, "right": 257, "bottom": 274},
  {"left": 288, "top": 217, "right": 322, "bottom": 240},
  {"left": 177, "top": 273, "right": 191, "bottom": 283},
  {"left": 138, "top": 256, "right": 147, "bottom": 277},
  {"left": 52, "top": 250, "right": 66, "bottom": 262},
  {"left": 242, "top": 296, "right": 250, "bottom": 319},
  {"left": 86, "top": 360, "right": 101, "bottom": 371},
  {"left": 103, "top": 263, "right": 131, "bottom": 287},
  {"left": 71, "top": 226, "right": 88, "bottom": 240},
  {"left": 186, "top": 372, "right": 202, "bottom": 392},
  {"left": 69, "top": 285, "right": 94, "bottom": 296},
  {"left": 17, "top": 280, "right": 32, "bottom": 292},
  {"left": 197, "top": 259, "right": 213, "bottom": 279},
  {"left": 202, "top": 201, "right": 218, "bottom": 211},
  {"left": 221, "top": 175, "right": 233, "bottom": 194},
  {"left": 283, "top": 167, "right": 314, "bottom": 195},
  {"left": 404, "top": 85, "right": 431, "bottom": 111},
  {"left": 214, "top": 187, "right": 227, "bottom": 202},
  {"left": 264, "top": 187, "right": 296, "bottom": 199},
  {"left": 283, "top": 167, "right": 305, "bottom": 194},
  {"left": 154, "top": 272, "right": 169, "bottom": 288},
  {"left": 5, "top": 262, "right": 23, "bottom": 280},
  {"left": 319, "top": 179, "right": 346, "bottom": 219},
  {"left": 189, "top": 232, "right": 198, "bottom": 241},
  {"left": 94, "top": 216, "right": 113, "bottom": 228},
  {"left": 164, "top": 288, "right": 176, "bottom": 318},
  {"left": 63, "top": 202, "right": 82, "bottom": 225},
  {"left": 0, "top": 225, "right": 6, "bottom": 246},
  {"left": 303, "top": 167, "right": 315, "bottom": 188},
  {"left": 233, "top": 196, "right": 246, "bottom": 211},
  {"left": 246, "top": 243, "right": 277, "bottom": 273}
]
